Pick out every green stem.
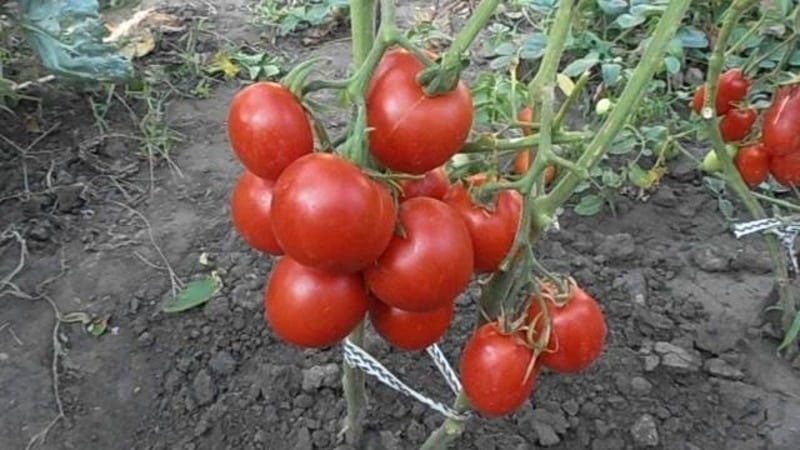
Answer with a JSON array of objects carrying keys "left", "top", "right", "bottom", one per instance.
[
  {"left": 703, "top": 0, "right": 797, "bottom": 345},
  {"left": 460, "top": 131, "right": 588, "bottom": 153},
  {"left": 341, "top": 1, "right": 375, "bottom": 445},
  {"left": 421, "top": 0, "right": 500, "bottom": 95},
  {"left": 534, "top": 0, "right": 691, "bottom": 230},
  {"left": 419, "top": 392, "right": 470, "bottom": 450},
  {"left": 553, "top": 70, "right": 591, "bottom": 131}
]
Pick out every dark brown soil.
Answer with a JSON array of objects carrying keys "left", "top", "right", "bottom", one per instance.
[{"left": 2, "top": 2, "right": 799, "bottom": 450}]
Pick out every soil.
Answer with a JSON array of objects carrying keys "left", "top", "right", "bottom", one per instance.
[{"left": 2, "top": 1, "right": 800, "bottom": 450}]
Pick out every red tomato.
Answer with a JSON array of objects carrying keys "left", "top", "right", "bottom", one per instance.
[
  {"left": 460, "top": 322, "right": 538, "bottom": 418},
  {"left": 690, "top": 69, "right": 750, "bottom": 116},
  {"left": 398, "top": 166, "right": 450, "bottom": 201},
  {"left": 444, "top": 183, "right": 522, "bottom": 273},
  {"left": 513, "top": 106, "right": 534, "bottom": 175},
  {"left": 734, "top": 143, "right": 769, "bottom": 188},
  {"left": 527, "top": 284, "right": 606, "bottom": 374},
  {"left": 365, "top": 197, "right": 474, "bottom": 312},
  {"left": 719, "top": 107, "right": 757, "bottom": 142},
  {"left": 230, "top": 170, "right": 282, "bottom": 255},
  {"left": 769, "top": 150, "right": 800, "bottom": 187},
  {"left": 271, "top": 153, "right": 397, "bottom": 274},
  {"left": 368, "top": 297, "right": 454, "bottom": 351},
  {"left": 763, "top": 84, "right": 800, "bottom": 158},
  {"left": 227, "top": 82, "right": 314, "bottom": 180},
  {"left": 367, "top": 50, "right": 474, "bottom": 174},
  {"left": 264, "top": 257, "right": 367, "bottom": 348}
]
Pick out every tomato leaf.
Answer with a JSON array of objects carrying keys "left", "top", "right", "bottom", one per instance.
[
  {"left": 601, "top": 63, "right": 622, "bottom": 86},
  {"left": 614, "top": 13, "right": 646, "bottom": 29},
  {"left": 778, "top": 310, "right": 800, "bottom": 352},
  {"left": 574, "top": 194, "right": 604, "bottom": 216},
  {"left": 163, "top": 272, "right": 223, "bottom": 313}
]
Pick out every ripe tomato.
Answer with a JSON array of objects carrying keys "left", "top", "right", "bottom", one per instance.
[
  {"left": 444, "top": 183, "right": 522, "bottom": 273},
  {"left": 769, "top": 150, "right": 800, "bottom": 187},
  {"left": 763, "top": 84, "right": 800, "bottom": 158},
  {"left": 460, "top": 322, "right": 538, "bottom": 418},
  {"left": 367, "top": 50, "right": 474, "bottom": 174},
  {"left": 271, "top": 153, "right": 397, "bottom": 274},
  {"left": 230, "top": 170, "right": 282, "bottom": 255},
  {"left": 719, "top": 107, "right": 757, "bottom": 142},
  {"left": 690, "top": 69, "right": 750, "bottom": 116},
  {"left": 734, "top": 143, "right": 769, "bottom": 188},
  {"left": 365, "top": 197, "right": 474, "bottom": 312},
  {"left": 465, "top": 173, "right": 489, "bottom": 188},
  {"left": 227, "top": 82, "right": 314, "bottom": 180},
  {"left": 368, "top": 297, "right": 454, "bottom": 351},
  {"left": 398, "top": 166, "right": 450, "bottom": 201},
  {"left": 527, "top": 284, "right": 606, "bottom": 374},
  {"left": 264, "top": 257, "right": 367, "bottom": 348}
]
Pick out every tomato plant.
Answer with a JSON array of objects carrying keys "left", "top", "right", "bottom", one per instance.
[
  {"left": 230, "top": 170, "right": 283, "bottom": 255},
  {"left": 460, "top": 322, "right": 538, "bottom": 418},
  {"left": 368, "top": 296, "right": 454, "bottom": 351},
  {"left": 365, "top": 197, "right": 473, "bottom": 312},
  {"left": 366, "top": 49, "right": 474, "bottom": 174},
  {"left": 444, "top": 183, "right": 522, "bottom": 273},
  {"left": 734, "top": 143, "right": 769, "bottom": 189},
  {"left": 264, "top": 257, "right": 368, "bottom": 348},
  {"left": 271, "top": 153, "right": 397, "bottom": 274},
  {"left": 527, "top": 283, "right": 606, "bottom": 374},
  {"left": 227, "top": 82, "right": 314, "bottom": 180}
]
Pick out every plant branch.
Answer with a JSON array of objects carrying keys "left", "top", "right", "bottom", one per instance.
[
  {"left": 419, "top": 392, "right": 470, "bottom": 450},
  {"left": 703, "top": 0, "right": 797, "bottom": 349},
  {"left": 535, "top": 0, "right": 691, "bottom": 230},
  {"left": 460, "top": 131, "right": 588, "bottom": 153}
]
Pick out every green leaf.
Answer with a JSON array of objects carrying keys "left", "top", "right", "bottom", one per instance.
[
  {"left": 601, "top": 63, "right": 622, "bottom": 86},
  {"left": 718, "top": 198, "right": 735, "bottom": 219},
  {"left": 493, "top": 42, "right": 518, "bottom": 56},
  {"left": 614, "top": 13, "right": 646, "bottom": 29},
  {"left": 597, "top": 0, "right": 628, "bottom": 16},
  {"left": 627, "top": 162, "right": 650, "bottom": 189},
  {"left": 703, "top": 176, "right": 726, "bottom": 195},
  {"left": 665, "top": 56, "right": 681, "bottom": 75},
  {"left": 778, "top": 310, "right": 800, "bottom": 352},
  {"left": 163, "top": 272, "right": 223, "bottom": 313},
  {"left": 490, "top": 55, "right": 515, "bottom": 70},
  {"left": 602, "top": 170, "right": 623, "bottom": 188},
  {"left": 563, "top": 52, "right": 599, "bottom": 77},
  {"left": 18, "top": 0, "right": 133, "bottom": 83},
  {"left": 574, "top": 194, "right": 605, "bottom": 216},
  {"left": 676, "top": 26, "right": 709, "bottom": 49},
  {"left": 521, "top": 33, "right": 548, "bottom": 60}
]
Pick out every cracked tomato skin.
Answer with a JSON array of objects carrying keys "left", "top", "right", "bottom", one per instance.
[
  {"left": 271, "top": 153, "right": 397, "bottom": 274},
  {"left": 527, "top": 284, "right": 607, "bottom": 374},
  {"left": 734, "top": 143, "right": 769, "bottom": 188},
  {"left": 763, "top": 84, "right": 800, "bottom": 158},
  {"left": 227, "top": 82, "right": 314, "bottom": 180},
  {"left": 264, "top": 257, "right": 367, "bottom": 348},
  {"left": 365, "top": 197, "right": 474, "bottom": 312},
  {"left": 444, "top": 183, "right": 522, "bottom": 273},
  {"left": 769, "top": 150, "right": 800, "bottom": 187},
  {"left": 366, "top": 50, "right": 473, "bottom": 174},
  {"left": 230, "top": 170, "right": 282, "bottom": 255},
  {"left": 368, "top": 296, "right": 454, "bottom": 351},
  {"left": 460, "top": 322, "right": 538, "bottom": 418},
  {"left": 719, "top": 107, "right": 757, "bottom": 143}
]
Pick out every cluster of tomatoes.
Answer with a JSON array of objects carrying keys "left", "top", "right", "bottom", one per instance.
[
  {"left": 693, "top": 69, "right": 800, "bottom": 188},
  {"left": 225, "top": 48, "right": 606, "bottom": 419}
]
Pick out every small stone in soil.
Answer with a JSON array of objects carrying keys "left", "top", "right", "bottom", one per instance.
[
  {"left": 532, "top": 421, "right": 560, "bottom": 447},
  {"left": 209, "top": 351, "right": 236, "bottom": 376},
  {"left": 292, "top": 427, "right": 312, "bottom": 450},
  {"left": 301, "top": 363, "right": 340, "bottom": 391},
  {"left": 653, "top": 341, "right": 701, "bottom": 371},
  {"left": 192, "top": 369, "right": 216, "bottom": 406},
  {"left": 704, "top": 358, "right": 744, "bottom": 380},
  {"left": 562, "top": 399, "right": 580, "bottom": 416},
  {"left": 597, "top": 233, "right": 636, "bottom": 261},
  {"left": 631, "top": 376, "right": 653, "bottom": 394},
  {"left": 644, "top": 355, "right": 660, "bottom": 372},
  {"left": 614, "top": 270, "right": 648, "bottom": 305},
  {"left": 691, "top": 245, "right": 730, "bottom": 272},
  {"left": 631, "top": 414, "right": 660, "bottom": 447},
  {"left": 405, "top": 420, "right": 426, "bottom": 442}
]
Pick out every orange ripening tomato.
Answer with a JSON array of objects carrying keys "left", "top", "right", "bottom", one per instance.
[{"left": 512, "top": 106, "right": 556, "bottom": 185}]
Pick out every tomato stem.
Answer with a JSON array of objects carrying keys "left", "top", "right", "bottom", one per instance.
[
  {"left": 702, "top": 0, "right": 798, "bottom": 351},
  {"left": 418, "top": 392, "right": 470, "bottom": 450},
  {"left": 419, "top": 0, "right": 500, "bottom": 96},
  {"left": 340, "top": 1, "right": 376, "bottom": 445},
  {"left": 459, "top": 131, "right": 588, "bottom": 153},
  {"left": 552, "top": 70, "right": 591, "bottom": 131}
]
